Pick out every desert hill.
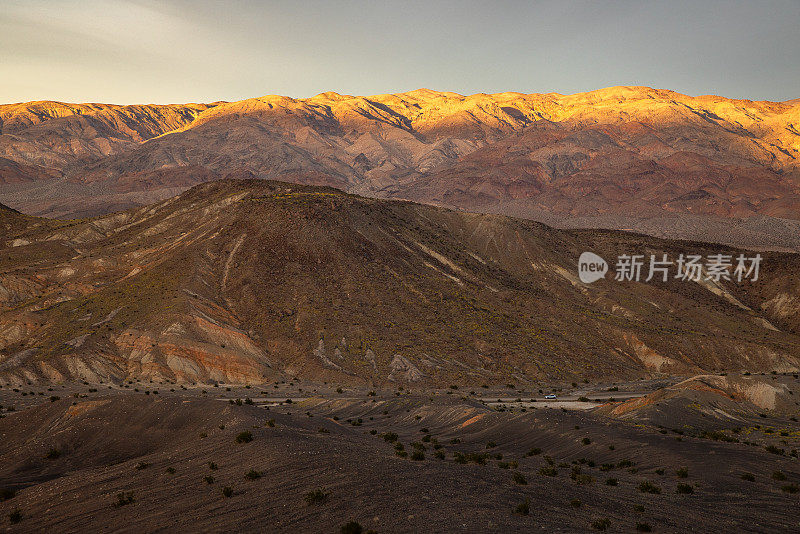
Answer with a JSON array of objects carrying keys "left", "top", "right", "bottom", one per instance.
[
  {"left": 0, "top": 179, "right": 799, "bottom": 385},
  {"left": 1, "top": 87, "right": 799, "bottom": 248}
]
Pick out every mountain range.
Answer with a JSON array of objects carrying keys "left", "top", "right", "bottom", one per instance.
[{"left": 1, "top": 87, "right": 799, "bottom": 249}]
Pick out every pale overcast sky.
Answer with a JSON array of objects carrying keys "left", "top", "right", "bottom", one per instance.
[{"left": 1, "top": 0, "right": 798, "bottom": 104}]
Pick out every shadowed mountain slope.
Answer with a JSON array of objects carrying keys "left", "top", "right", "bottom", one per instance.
[{"left": 0, "top": 180, "right": 799, "bottom": 385}]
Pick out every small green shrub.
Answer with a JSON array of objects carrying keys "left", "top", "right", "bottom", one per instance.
[
  {"left": 638, "top": 481, "right": 661, "bottom": 494},
  {"left": 591, "top": 517, "right": 611, "bottom": 531},
  {"left": 636, "top": 522, "right": 652, "bottom": 532},
  {"left": 244, "top": 469, "right": 262, "bottom": 480},
  {"left": 340, "top": 521, "right": 363, "bottom": 534},
  {"left": 221, "top": 486, "right": 233, "bottom": 498},
  {"left": 304, "top": 489, "right": 329, "bottom": 505},
  {"left": 676, "top": 467, "right": 688, "bottom": 478},
  {"left": 113, "top": 492, "right": 135, "bottom": 507},
  {"left": 740, "top": 472, "right": 755, "bottom": 481},
  {"left": 8, "top": 509, "right": 22, "bottom": 524},
  {"left": 235, "top": 431, "right": 253, "bottom": 444},
  {"left": 514, "top": 498, "right": 530, "bottom": 515},
  {"left": 512, "top": 472, "right": 527, "bottom": 485},
  {"left": 676, "top": 483, "right": 694, "bottom": 494},
  {"left": 782, "top": 483, "right": 799, "bottom": 494}
]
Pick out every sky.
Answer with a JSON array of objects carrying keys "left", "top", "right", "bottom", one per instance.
[{"left": 1, "top": 0, "right": 799, "bottom": 104}]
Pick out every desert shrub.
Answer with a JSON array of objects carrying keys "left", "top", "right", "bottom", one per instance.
[
  {"left": 45, "top": 448, "right": 61, "bottom": 460},
  {"left": 497, "top": 461, "right": 510, "bottom": 469},
  {"left": 514, "top": 498, "right": 530, "bottom": 516},
  {"left": 8, "top": 509, "right": 22, "bottom": 524},
  {"left": 700, "top": 430, "right": 738, "bottom": 443},
  {"left": 636, "top": 522, "right": 652, "bottom": 532},
  {"left": 599, "top": 463, "right": 615, "bottom": 472},
  {"left": 340, "top": 521, "right": 363, "bottom": 534},
  {"left": 605, "top": 478, "right": 618, "bottom": 486},
  {"left": 208, "top": 461, "right": 218, "bottom": 470},
  {"left": 574, "top": 474, "right": 594, "bottom": 485},
  {"left": 676, "top": 467, "right": 688, "bottom": 478},
  {"left": 526, "top": 447, "right": 542, "bottom": 456},
  {"left": 434, "top": 450, "right": 445, "bottom": 460},
  {"left": 204, "top": 475, "right": 215, "bottom": 484},
  {"left": 765, "top": 445, "right": 785, "bottom": 455},
  {"left": 512, "top": 472, "right": 527, "bottom": 485},
  {"left": 221, "top": 486, "right": 233, "bottom": 498},
  {"left": 770, "top": 470, "right": 787, "bottom": 481},
  {"left": 581, "top": 438, "right": 591, "bottom": 445},
  {"left": 235, "top": 431, "right": 253, "bottom": 444},
  {"left": 486, "top": 441, "right": 497, "bottom": 448},
  {"left": 113, "top": 492, "right": 135, "bottom": 507},
  {"left": 655, "top": 468, "right": 665, "bottom": 475},
  {"left": 676, "top": 483, "right": 694, "bottom": 494},
  {"left": 570, "top": 499, "right": 581, "bottom": 508},
  {"left": 265, "top": 419, "right": 275, "bottom": 427},
  {"left": 411, "top": 442, "right": 426, "bottom": 451},
  {"left": 411, "top": 450, "right": 425, "bottom": 461},
  {"left": 383, "top": 432, "right": 398, "bottom": 443},
  {"left": 450, "top": 438, "right": 461, "bottom": 444},
  {"left": 320, "top": 427, "right": 331, "bottom": 434},
  {"left": 244, "top": 398, "right": 253, "bottom": 405},
  {"left": 782, "top": 483, "right": 799, "bottom": 494},
  {"left": 135, "top": 462, "right": 150, "bottom": 470},
  {"left": 244, "top": 469, "right": 262, "bottom": 480},
  {"left": 539, "top": 466, "right": 558, "bottom": 477},
  {"left": 591, "top": 517, "right": 611, "bottom": 531},
  {"left": 638, "top": 481, "right": 661, "bottom": 494},
  {"left": 165, "top": 467, "right": 176, "bottom": 475},
  {"left": 740, "top": 472, "right": 755, "bottom": 481},
  {"left": 304, "top": 489, "right": 329, "bottom": 505},
  {"left": 617, "top": 459, "right": 633, "bottom": 468},
  {"left": 0, "top": 488, "right": 15, "bottom": 501}
]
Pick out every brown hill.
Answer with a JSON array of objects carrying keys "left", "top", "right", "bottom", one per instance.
[
  {"left": 1, "top": 87, "right": 799, "bottom": 248},
  {"left": 0, "top": 179, "right": 798, "bottom": 385}
]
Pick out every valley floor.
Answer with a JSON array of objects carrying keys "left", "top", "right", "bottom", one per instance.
[{"left": 0, "top": 378, "right": 799, "bottom": 533}]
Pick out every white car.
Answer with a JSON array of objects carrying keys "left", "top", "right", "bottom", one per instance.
[{"left": 544, "top": 394, "right": 557, "bottom": 400}]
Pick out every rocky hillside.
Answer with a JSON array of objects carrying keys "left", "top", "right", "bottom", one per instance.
[
  {"left": 1, "top": 87, "right": 799, "bottom": 247},
  {"left": 1, "top": 180, "right": 798, "bottom": 385}
]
